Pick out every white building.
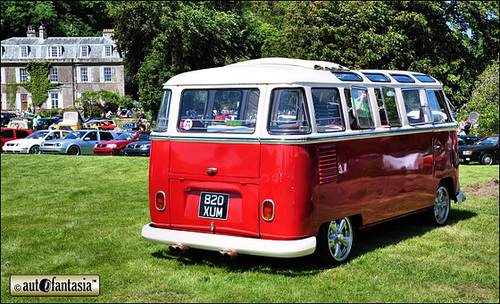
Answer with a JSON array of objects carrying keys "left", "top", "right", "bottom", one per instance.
[{"left": 1, "top": 25, "right": 125, "bottom": 112}]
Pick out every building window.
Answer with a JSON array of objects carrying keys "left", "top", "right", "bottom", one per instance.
[
  {"left": 21, "top": 93, "right": 29, "bottom": 111},
  {"left": 50, "top": 68, "right": 58, "bottom": 82},
  {"left": 104, "top": 45, "right": 113, "bottom": 57},
  {"left": 80, "top": 67, "right": 88, "bottom": 82},
  {"left": 50, "top": 93, "right": 59, "bottom": 108},
  {"left": 104, "top": 67, "right": 112, "bottom": 82},
  {"left": 20, "top": 46, "right": 29, "bottom": 57},
  {"left": 81, "top": 45, "right": 90, "bottom": 57},
  {"left": 48, "top": 46, "right": 63, "bottom": 58},
  {"left": 19, "top": 68, "right": 28, "bottom": 82}
]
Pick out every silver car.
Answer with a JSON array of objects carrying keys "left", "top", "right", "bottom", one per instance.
[
  {"left": 2, "top": 130, "right": 70, "bottom": 154},
  {"left": 40, "top": 130, "right": 117, "bottom": 155}
]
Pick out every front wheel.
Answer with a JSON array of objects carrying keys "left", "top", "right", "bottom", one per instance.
[
  {"left": 29, "top": 145, "right": 40, "bottom": 154},
  {"left": 315, "top": 217, "right": 355, "bottom": 266},
  {"left": 481, "top": 153, "right": 494, "bottom": 165},
  {"left": 67, "top": 146, "right": 80, "bottom": 155}
]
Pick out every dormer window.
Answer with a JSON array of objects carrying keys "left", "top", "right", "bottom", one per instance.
[
  {"left": 20, "top": 46, "right": 29, "bottom": 58},
  {"left": 80, "top": 45, "right": 90, "bottom": 57},
  {"left": 104, "top": 45, "right": 113, "bottom": 57},
  {"left": 48, "top": 45, "right": 63, "bottom": 58}
]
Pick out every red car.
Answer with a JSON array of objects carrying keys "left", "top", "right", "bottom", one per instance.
[
  {"left": 87, "top": 120, "right": 116, "bottom": 130},
  {"left": 94, "top": 131, "right": 151, "bottom": 156},
  {"left": 1, "top": 128, "right": 33, "bottom": 152}
]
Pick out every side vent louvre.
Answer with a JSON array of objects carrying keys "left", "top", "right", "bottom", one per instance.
[{"left": 318, "top": 145, "right": 338, "bottom": 184}]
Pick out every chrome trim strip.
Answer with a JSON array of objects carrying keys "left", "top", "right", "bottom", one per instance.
[{"left": 151, "top": 123, "right": 458, "bottom": 145}]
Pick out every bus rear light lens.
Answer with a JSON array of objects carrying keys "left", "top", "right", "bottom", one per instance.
[
  {"left": 262, "top": 199, "right": 275, "bottom": 221},
  {"left": 155, "top": 191, "right": 166, "bottom": 212}
]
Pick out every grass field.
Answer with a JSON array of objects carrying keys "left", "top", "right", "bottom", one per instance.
[{"left": 1, "top": 154, "right": 498, "bottom": 303}]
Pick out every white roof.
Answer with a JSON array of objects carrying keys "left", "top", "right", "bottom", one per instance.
[{"left": 164, "top": 58, "right": 441, "bottom": 87}]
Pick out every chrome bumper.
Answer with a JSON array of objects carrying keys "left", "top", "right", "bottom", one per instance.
[
  {"left": 142, "top": 224, "right": 316, "bottom": 258},
  {"left": 455, "top": 182, "right": 466, "bottom": 205}
]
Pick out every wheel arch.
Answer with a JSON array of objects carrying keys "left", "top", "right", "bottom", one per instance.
[{"left": 439, "top": 176, "right": 456, "bottom": 201}]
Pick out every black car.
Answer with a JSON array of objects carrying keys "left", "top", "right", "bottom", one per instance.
[
  {"left": 457, "top": 135, "right": 482, "bottom": 148},
  {"left": 37, "top": 118, "right": 60, "bottom": 130},
  {"left": 123, "top": 140, "right": 151, "bottom": 156},
  {"left": 459, "top": 135, "right": 499, "bottom": 165}
]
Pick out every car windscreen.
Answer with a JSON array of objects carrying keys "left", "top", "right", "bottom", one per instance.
[
  {"left": 115, "top": 132, "right": 137, "bottom": 140},
  {"left": 64, "top": 131, "right": 86, "bottom": 139},
  {"left": 27, "top": 131, "right": 49, "bottom": 139},
  {"left": 476, "top": 136, "right": 499, "bottom": 145}
]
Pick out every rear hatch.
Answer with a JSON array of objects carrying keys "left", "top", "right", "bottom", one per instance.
[{"left": 169, "top": 141, "right": 260, "bottom": 237}]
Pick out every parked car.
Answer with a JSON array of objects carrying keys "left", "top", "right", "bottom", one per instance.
[
  {"left": 86, "top": 120, "right": 116, "bottom": 130},
  {"left": 56, "top": 110, "right": 83, "bottom": 131},
  {"left": 120, "top": 122, "right": 139, "bottom": 131},
  {"left": 39, "top": 130, "right": 117, "bottom": 155},
  {"left": 2, "top": 130, "right": 70, "bottom": 154},
  {"left": 123, "top": 140, "right": 151, "bottom": 156},
  {"left": 36, "top": 118, "right": 60, "bottom": 130},
  {"left": 48, "top": 119, "right": 63, "bottom": 130},
  {"left": 1, "top": 128, "right": 33, "bottom": 152},
  {"left": 94, "top": 131, "right": 151, "bottom": 156},
  {"left": 7, "top": 119, "right": 32, "bottom": 130},
  {"left": 459, "top": 135, "right": 499, "bottom": 165},
  {"left": 457, "top": 135, "right": 482, "bottom": 148}
]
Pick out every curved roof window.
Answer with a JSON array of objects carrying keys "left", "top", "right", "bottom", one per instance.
[
  {"left": 362, "top": 72, "right": 391, "bottom": 82},
  {"left": 390, "top": 74, "right": 415, "bottom": 83},
  {"left": 412, "top": 74, "right": 436, "bottom": 83},
  {"left": 331, "top": 72, "right": 363, "bottom": 82}
]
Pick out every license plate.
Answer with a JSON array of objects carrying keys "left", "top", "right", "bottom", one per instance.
[{"left": 198, "top": 192, "right": 229, "bottom": 220}]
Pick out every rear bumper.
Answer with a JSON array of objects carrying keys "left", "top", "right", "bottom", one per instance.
[{"left": 142, "top": 223, "right": 316, "bottom": 258}]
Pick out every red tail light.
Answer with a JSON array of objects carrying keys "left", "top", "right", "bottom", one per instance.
[
  {"left": 156, "top": 191, "right": 166, "bottom": 212},
  {"left": 262, "top": 199, "right": 275, "bottom": 221}
]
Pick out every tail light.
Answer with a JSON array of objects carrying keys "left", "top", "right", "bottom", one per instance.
[
  {"left": 155, "top": 191, "right": 166, "bottom": 212},
  {"left": 262, "top": 199, "right": 275, "bottom": 221}
]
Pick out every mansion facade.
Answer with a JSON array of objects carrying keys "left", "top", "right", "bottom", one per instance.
[{"left": 1, "top": 25, "right": 125, "bottom": 112}]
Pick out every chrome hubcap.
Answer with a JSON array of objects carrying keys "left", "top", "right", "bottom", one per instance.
[
  {"left": 328, "top": 218, "right": 353, "bottom": 262},
  {"left": 434, "top": 186, "right": 450, "bottom": 224}
]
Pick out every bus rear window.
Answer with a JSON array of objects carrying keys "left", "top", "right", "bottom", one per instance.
[{"left": 178, "top": 89, "right": 259, "bottom": 134}]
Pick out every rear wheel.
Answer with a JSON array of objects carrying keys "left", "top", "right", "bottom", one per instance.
[
  {"left": 29, "top": 145, "right": 39, "bottom": 154},
  {"left": 315, "top": 217, "right": 355, "bottom": 266},
  {"left": 481, "top": 153, "right": 494, "bottom": 165},
  {"left": 67, "top": 146, "right": 80, "bottom": 155},
  {"left": 426, "top": 183, "right": 450, "bottom": 226}
]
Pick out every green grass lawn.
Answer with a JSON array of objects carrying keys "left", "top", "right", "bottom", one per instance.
[{"left": 1, "top": 154, "right": 498, "bottom": 303}]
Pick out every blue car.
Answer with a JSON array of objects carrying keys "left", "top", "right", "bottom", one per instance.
[
  {"left": 123, "top": 140, "right": 151, "bottom": 156},
  {"left": 459, "top": 135, "right": 499, "bottom": 165}
]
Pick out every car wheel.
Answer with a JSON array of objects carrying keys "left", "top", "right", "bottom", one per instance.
[
  {"left": 480, "top": 153, "right": 494, "bottom": 165},
  {"left": 315, "top": 217, "right": 355, "bottom": 266},
  {"left": 29, "top": 145, "right": 39, "bottom": 154},
  {"left": 67, "top": 146, "right": 80, "bottom": 155},
  {"left": 426, "top": 183, "right": 450, "bottom": 226},
  {"left": 119, "top": 148, "right": 125, "bottom": 156}
]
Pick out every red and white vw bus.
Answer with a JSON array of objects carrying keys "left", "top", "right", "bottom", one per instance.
[{"left": 142, "top": 58, "right": 466, "bottom": 265}]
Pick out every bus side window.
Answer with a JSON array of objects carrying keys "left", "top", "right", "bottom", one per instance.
[
  {"left": 426, "top": 90, "right": 451, "bottom": 123},
  {"left": 269, "top": 88, "right": 311, "bottom": 135},
  {"left": 402, "top": 89, "right": 431, "bottom": 124},
  {"left": 375, "top": 87, "right": 402, "bottom": 127},
  {"left": 312, "top": 88, "right": 345, "bottom": 133},
  {"left": 345, "top": 87, "right": 375, "bottom": 130}
]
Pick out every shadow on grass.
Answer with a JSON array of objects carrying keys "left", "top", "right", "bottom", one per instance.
[{"left": 150, "top": 208, "right": 476, "bottom": 275}]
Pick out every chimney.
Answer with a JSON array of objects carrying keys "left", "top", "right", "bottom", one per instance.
[
  {"left": 27, "top": 26, "right": 36, "bottom": 38},
  {"left": 39, "top": 24, "right": 47, "bottom": 40},
  {"left": 102, "top": 29, "right": 114, "bottom": 40}
]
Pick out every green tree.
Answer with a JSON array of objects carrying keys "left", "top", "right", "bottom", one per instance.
[
  {"left": 108, "top": 1, "right": 259, "bottom": 117},
  {"left": 19, "top": 61, "right": 60, "bottom": 113},
  {"left": 459, "top": 60, "right": 499, "bottom": 136}
]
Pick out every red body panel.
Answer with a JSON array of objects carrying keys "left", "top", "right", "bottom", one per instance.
[{"left": 148, "top": 130, "right": 458, "bottom": 240}]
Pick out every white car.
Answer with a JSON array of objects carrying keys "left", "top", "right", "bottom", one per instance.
[{"left": 2, "top": 130, "right": 70, "bottom": 154}]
